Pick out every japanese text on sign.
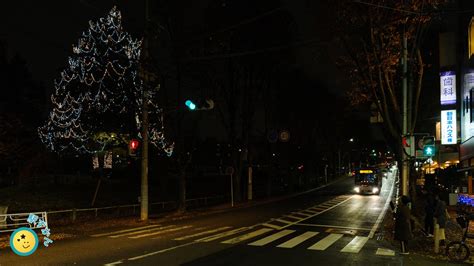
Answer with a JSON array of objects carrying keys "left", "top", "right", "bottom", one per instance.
[
  {"left": 441, "top": 110, "right": 457, "bottom": 145},
  {"left": 440, "top": 71, "right": 456, "bottom": 105}
]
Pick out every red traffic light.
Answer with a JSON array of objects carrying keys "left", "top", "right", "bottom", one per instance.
[{"left": 130, "top": 139, "right": 139, "bottom": 150}]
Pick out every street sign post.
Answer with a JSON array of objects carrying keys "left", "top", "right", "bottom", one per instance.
[{"left": 225, "top": 166, "right": 235, "bottom": 207}]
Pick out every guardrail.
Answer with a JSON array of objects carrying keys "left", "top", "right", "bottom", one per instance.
[
  {"left": 0, "top": 212, "right": 47, "bottom": 233},
  {"left": 42, "top": 195, "right": 225, "bottom": 223}
]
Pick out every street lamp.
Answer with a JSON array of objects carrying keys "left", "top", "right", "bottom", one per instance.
[{"left": 349, "top": 138, "right": 354, "bottom": 142}]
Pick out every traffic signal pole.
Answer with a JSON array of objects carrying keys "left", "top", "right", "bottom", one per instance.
[
  {"left": 401, "top": 32, "right": 409, "bottom": 196},
  {"left": 140, "top": 0, "right": 150, "bottom": 221}
]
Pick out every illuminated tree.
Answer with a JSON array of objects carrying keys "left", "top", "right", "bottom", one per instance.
[{"left": 38, "top": 7, "right": 173, "bottom": 155}]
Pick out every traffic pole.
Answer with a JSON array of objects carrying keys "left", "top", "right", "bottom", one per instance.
[
  {"left": 401, "top": 31, "right": 409, "bottom": 196},
  {"left": 434, "top": 219, "right": 440, "bottom": 253},
  {"left": 140, "top": 0, "right": 150, "bottom": 221}
]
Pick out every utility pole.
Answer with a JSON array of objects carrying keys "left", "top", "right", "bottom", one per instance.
[
  {"left": 401, "top": 31, "right": 409, "bottom": 196},
  {"left": 140, "top": 0, "right": 150, "bottom": 221}
]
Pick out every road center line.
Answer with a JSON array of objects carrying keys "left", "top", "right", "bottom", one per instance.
[{"left": 127, "top": 241, "right": 198, "bottom": 261}]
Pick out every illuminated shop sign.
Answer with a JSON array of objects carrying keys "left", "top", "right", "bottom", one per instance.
[
  {"left": 441, "top": 110, "right": 457, "bottom": 145},
  {"left": 440, "top": 71, "right": 456, "bottom": 105}
]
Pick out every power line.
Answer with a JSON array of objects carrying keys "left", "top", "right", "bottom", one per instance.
[{"left": 352, "top": 1, "right": 424, "bottom": 15}]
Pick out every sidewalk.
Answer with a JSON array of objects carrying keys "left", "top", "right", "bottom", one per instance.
[{"left": 380, "top": 200, "right": 473, "bottom": 265}]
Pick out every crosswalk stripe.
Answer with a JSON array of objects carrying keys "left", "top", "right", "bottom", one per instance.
[
  {"left": 277, "top": 231, "right": 319, "bottom": 248},
  {"left": 173, "top": 226, "right": 231, "bottom": 241},
  {"left": 130, "top": 225, "right": 192, "bottom": 239},
  {"left": 262, "top": 223, "right": 282, "bottom": 230},
  {"left": 303, "top": 210, "right": 318, "bottom": 214},
  {"left": 276, "top": 218, "right": 294, "bottom": 224},
  {"left": 289, "top": 214, "right": 307, "bottom": 219},
  {"left": 195, "top": 227, "right": 249, "bottom": 242},
  {"left": 341, "top": 236, "right": 368, "bottom": 253},
  {"left": 221, "top": 228, "right": 273, "bottom": 244},
  {"left": 376, "top": 248, "right": 395, "bottom": 256},
  {"left": 300, "top": 210, "right": 316, "bottom": 215},
  {"left": 286, "top": 215, "right": 304, "bottom": 220},
  {"left": 108, "top": 225, "right": 176, "bottom": 238},
  {"left": 293, "top": 212, "right": 311, "bottom": 217},
  {"left": 248, "top": 229, "right": 295, "bottom": 246},
  {"left": 91, "top": 224, "right": 163, "bottom": 237},
  {"left": 319, "top": 204, "right": 333, "bottom": 208},
  {"left": 308, "top": 233, "right": 343, "bottom": 251}
]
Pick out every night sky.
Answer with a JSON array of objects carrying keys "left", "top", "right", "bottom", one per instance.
[{"left": 0, "top": 0, "right": 348, "bottom": 94}]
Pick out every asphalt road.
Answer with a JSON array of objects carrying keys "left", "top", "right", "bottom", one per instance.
[{"left": 0, "top": 167, "right": 456, "bottom": 265}]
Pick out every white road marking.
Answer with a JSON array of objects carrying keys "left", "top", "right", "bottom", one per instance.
[
  {"left": 276, "top": 218, "right": 294, "bottom": 224},
  {"left": 262, "top": 223, "right": 282, "bottom": 229},
  {"left": 104, "top": 261, "right": 123, "bottom": 265},
  {"left": 308, "top": 233, "right": 343, "bottom": 250},
  {"left": 278, "top": 196, "right": 354, "bottom": 230},
  {"left": 294, "top": 223, "right": 371, "bottom": 231},
  {"left": 91, "top": 224, "right": 162, "bottom": 237},
  {"left": 290, "top": 213, "right": 309, "bottom": 219},
  {"left": 368, "top": 174, "right": 395, "bottom": 239},
  {"left": 340, "top": 236, "right": 368, "bottom": 253},
  {"left": 277, "top": 231, "right": 318, "bottom": 248},
  {"left": 173, "top": 226, "right": 231, "bottom": 241},
  {"left": 285, "top": 215, "right": 305, "bottom": 220},
  {"left": 129, "top": 225, "right": 192, "bottom": 239},
  {"left": 221, "top": 228, "right": 273, "bottom": 244},
  {"left": 109, "top": 225, "right": 175, "bottom": 238},
  {"left": 248, "top": 229, "right": 295, "bottom": 246},
  {"left": 376, "top": 248, "right": 395, "bottom": 256},
  {"left": 302, "top": 210, "right": 319, "bottom": 214},
  {"left": 195, "top": 227, "right": 249, "bottom": 242},
  {"left": 127, "top": 241, "right": 197, "bottom": 261},
  {"left": 319, "top": 204, "right": 333, "bottom": 208},
  {"left": 293, "top": 212, "right": 311, "bottom": 217}
]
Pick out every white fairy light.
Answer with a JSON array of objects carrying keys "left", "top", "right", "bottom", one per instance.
[{"left": 38, "top": 6, "right": 173, "bottom": 156}]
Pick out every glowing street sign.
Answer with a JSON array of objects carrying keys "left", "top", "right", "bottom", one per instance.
[
  {"left": 440, "top": 71, "right": 456, "bottom": 105},
  {"left": 441, "top": 110, "right": 457, "bottom": 145},
  {"left": 359, "top": 170, "right": 373, "bottom": 174}
]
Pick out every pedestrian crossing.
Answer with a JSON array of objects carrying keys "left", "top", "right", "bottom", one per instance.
[
  {"left": 262, "top": 195, "right": 353, "bottom": 230},
  {"left": 90, "top": 223, "right": 394, "bottom": 256}
]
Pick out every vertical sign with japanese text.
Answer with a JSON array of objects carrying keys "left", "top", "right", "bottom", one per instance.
[
  {"left": 441, "top": 110, "right": 457, "bottom": 145},
  {"left": 440, "top": 71, "right": 456, "bottom": 105}
]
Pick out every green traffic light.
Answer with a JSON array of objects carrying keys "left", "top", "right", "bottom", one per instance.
[
  {"left": 423, "top": 145, "right": 435, "bottom": 156},
  {"left": 185, "top": 100, "right": 196, "bottom": 110}
]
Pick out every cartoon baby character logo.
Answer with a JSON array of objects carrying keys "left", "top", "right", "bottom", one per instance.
[{"left": 10, "top": 227, "right": 39, "bottom": 256}]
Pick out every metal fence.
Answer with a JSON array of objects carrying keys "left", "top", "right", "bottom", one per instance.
[
  {"left": 22, "top": 195, "right": 226, "bottom": 225},
  {"left": 0, "top": 212, "right": 48, "bottom": 233}
]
